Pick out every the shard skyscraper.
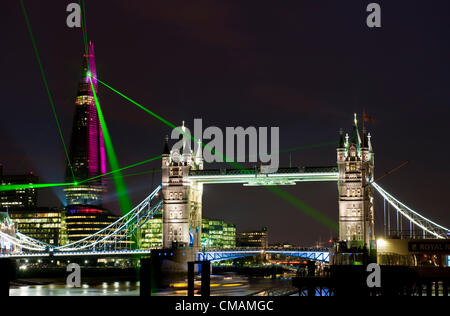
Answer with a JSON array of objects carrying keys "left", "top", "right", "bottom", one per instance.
[{"left": 64, "top": 42, "right": 106, "bottom": 206}]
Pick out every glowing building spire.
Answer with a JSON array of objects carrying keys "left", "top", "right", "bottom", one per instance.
[{"left": 64, "top": 42, "right": 106, "bottom": 206}]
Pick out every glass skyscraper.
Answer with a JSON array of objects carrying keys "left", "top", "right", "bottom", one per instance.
[
  {"left": 64, "top": 42, "right": 106, "bottom": 206},
  {"left": 0, "top": 164, "right": 38, "bottom": 212},
  {"left": 201, "top": 218, "right": 236, "bottom": 249}
]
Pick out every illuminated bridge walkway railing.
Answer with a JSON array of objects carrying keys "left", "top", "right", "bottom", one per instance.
[
  {"left": 197, "top": 248, "right": 330, "bottom": 263},
  {"left": 188, "top": 166, "right": 339, "bottom": 185},
  {"left": 372, "top": 182, "right": 450, "bottom": 239},
  {"left": 0, "top": 249, "right": 156, "bottom": 259},
  {"left": 2, "top": 179, "right": 450, "bottom": 258}
]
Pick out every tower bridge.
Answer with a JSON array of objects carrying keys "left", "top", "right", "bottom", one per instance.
[
  {"left": 187, "top": 166, "right": 338, "bottom": 185},
  {"left": 1, "top": 115, "right": 449, "bottom": 268}
]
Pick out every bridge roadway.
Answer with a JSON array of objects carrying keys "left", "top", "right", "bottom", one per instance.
[
  {"left": 0, "top": 247, "right": 330, "bottom": 263},
  {"left": 188, "top": 166, "right": 338, "bottom": 185},
  {"left": 198, "top": 247, "right": 330, "bottom": 263}
]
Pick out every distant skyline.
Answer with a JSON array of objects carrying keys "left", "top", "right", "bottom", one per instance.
[{"left": 2, "top": 1, "right": 450, "bottom": 245}]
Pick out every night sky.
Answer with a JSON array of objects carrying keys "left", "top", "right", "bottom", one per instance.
[{"left": 2, "top": 1, "right": 450, "bottom": 246}]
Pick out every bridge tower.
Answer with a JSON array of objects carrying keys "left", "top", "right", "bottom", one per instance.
[
  {"left": 161, "top": 125, "right": 203, "bottom": 250},
  {"left": 337, "top": 114, "right": 375, "bottom": 250}
]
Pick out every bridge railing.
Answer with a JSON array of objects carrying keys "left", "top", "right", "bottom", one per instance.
[
  {"left": 54, "top": 185, "right": 163, "bottom": 252},
  {"left": 372, "top": 182, "right": 450, "bottom": 239},
  {"left": 199, "top": 247, "right": 330, "bottom": 252},
  {"left": 189, "top": 166, "right": 338, "bottom": 177}
]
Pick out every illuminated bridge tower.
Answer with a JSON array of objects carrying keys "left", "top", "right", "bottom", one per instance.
[
  {"left": 161, "top": 124, "right": 203, "bottom": 249},
  {"left": 337, "top": 114, "right": 375, "bottom": 250},
  {"left": 64, "top": 42, "right": 106, "bottom": 206}
]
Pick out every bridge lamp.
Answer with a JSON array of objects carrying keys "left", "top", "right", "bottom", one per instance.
[{"left": 376, "top": 238, "right": 388, "bottom": 249}]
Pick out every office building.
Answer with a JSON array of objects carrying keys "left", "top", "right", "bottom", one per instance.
[
  {"left": 201, "top": 218, "right": 236, "bottom": 249},
  {"left": 9, "top": 207, "right": 62, "bottom": 246},
  {"left": 0, "top": 164, "right": 38, "bottom": 211},
  {"left": 139, "top": 211, "right": 163, "bottom": 249},
  {"left": 64, "top": 205, "right": 130, "bottom": 248},
  {"left": 237, "top": 227, "right": 268, "bottom": 248}
]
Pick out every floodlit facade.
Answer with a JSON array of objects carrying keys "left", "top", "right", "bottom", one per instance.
[
  {"left": 337, "top": 114, "right": 375, "bottom": 250},
  {"left": 201, "top": 218, "right": 236, "bottom": 249},
  {"left": 64, "top": 205, "right": 130, "bottom": 248},
  {"left": 161, "top": 128, "right": 204, "bottom": 249},
  {"left": 9, "top": 207, "right": 62, "bottom": 246},
  {"left": 237, "top": 228, "right": 268, "bottom": 248},
  {"left": 139, "top": 211, "right": 163, "bottom": 249},
  {"left": 138, "top": 213, "right": 236, "bottom": 249},
  {"left": 64, "top": 42, "right": 106, "bottom": 206}
]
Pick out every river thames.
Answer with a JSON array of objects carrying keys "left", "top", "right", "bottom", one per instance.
[{"left": 10, "top": 273, "right": 298, "bottom": 296}]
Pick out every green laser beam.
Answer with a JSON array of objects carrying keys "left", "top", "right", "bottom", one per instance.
[
  {"left": 87, "top": 168, "right": 163, "bottom": 183},
  {"left": 0, "top": 158, "right": 162, "bottom": 192},
  {"left": 79, "top": 155, "right": 162, "bottom": 184},
  {"left": 267, "top": 186, "right": 339, "bottom": 232},
  {"left": 95, "top": 77, "right": 178, "bottom": 130},
  {"left": 0, "top": 139, "right": 332, "bottom": 191},
  {"left": 0, "top": 183, "right": 73, "bottom": 192},
  {"left": 95, "top": 77, "right": 338, "bottom": 231},
  {"left": 77, "top": 0, "right": 88, "bottom": 54},
  {"left": 81, "top": 0, "right": 88, "bottom": 52},
  {"left": 19, "top": 0, "right": 76, "bottom": 183},
  {"left": 0, "top": 139, "right": 333, "bottom": 189},
  {"left": 95, "top": 76, "right": 245, "bottom": 170},
  {"left": 89, "top": 77, "right": 132, "bottom": 215}
]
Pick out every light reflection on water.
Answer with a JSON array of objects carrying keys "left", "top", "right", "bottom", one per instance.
[
  {"left": 10, "top": 275, "right": 296, "bottom": 296},
  {"left": 10, "top": 281, "right": 140, "bottom": 296}
]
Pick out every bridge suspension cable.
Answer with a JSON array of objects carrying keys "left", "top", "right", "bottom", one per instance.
[
  {"left": 0, "top": 231, "right": 47, "bottom": 252},
  {"left": 55, "top": 184, "right": 162, "bottom": 252},
  {"left": 372, "top": 182, "right": 450, "bottom": 239}
]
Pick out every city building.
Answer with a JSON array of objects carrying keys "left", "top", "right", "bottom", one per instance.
[
  {"left": 236, "top": 227, "right": 268, "bottom": 248},
  {"left": 9, "top": 207, "right": 62, "bottom": 246},
  {"left": 0, "top": 164, "right": 38, "bottom": 212},
  {"left": 376, "top": 238, "right": 450, "bottom": 267},
  {"left": 64, "top": 42, "right": 106, "bottom": 206},
  {"left": 336, "top": 114, "right": 375, "bottom": 250},
  {"left": 138, "top": 213, "right": 236, "bottom": 249},
  {"left": 139, "top": 210, "right": 163, "bottom": 249},
  {"left": 64, "top": 205, "right": 130, "bottom": 248},
  {"left": 201, "top": 218, "right": 236, "bottom": 249}
]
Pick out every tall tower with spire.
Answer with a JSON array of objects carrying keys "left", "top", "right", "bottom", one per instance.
[
  {"left": 161, "top": 123, "right": 204, "bottom": 249},
  {"left": 336, "top": 114, "right": 375, "bottom": 250},
  {"left": 64, "top": 42, "right": 106, "bottom": 206}
]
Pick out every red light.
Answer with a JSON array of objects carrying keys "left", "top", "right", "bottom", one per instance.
[{"left": 79, "top": 208, "right": 103, "bottom": 214}]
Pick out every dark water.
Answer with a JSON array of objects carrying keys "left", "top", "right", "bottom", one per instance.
[{"left": 10, "top": 274, "right": 297, "bottom": 296}]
